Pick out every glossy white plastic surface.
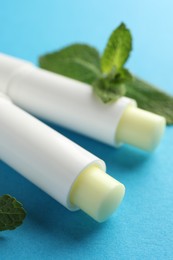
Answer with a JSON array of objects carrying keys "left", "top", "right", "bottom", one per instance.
[
  {"left": 0, "top": 93, "right": 105, "bottom": 210},
  {"left": 0, "top": 53, "right": 135, "bottom": 147}
]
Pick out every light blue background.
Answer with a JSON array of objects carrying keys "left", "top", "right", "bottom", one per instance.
[{"left": 0, "top": 1, "right": 173, "bottom": 259}]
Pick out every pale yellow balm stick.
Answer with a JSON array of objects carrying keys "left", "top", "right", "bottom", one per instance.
[
  {"left": 116, "top": 105, "right": 166, "bottom": 151},
  {"left": 70, "top": 166, "right": 125, "bottom": 222}
]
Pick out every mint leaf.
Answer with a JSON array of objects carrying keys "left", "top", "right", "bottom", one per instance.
[
  {"left": 0, "top": 194, "right": 26, "bottom": 231},
  {"left": 93, "top": 76, "right": 126, "bottom": 103},
  {"left": 39, "top": 44, "right": 102, "bottom": 84},
  {"left": 125, "top": 77, "right": 173, "bottom": 124},
  {"left": 101, "top": 23, "right": 132, "bottom": 74}
]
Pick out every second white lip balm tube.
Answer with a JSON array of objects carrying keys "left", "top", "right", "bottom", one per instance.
[
  {"left": 0, "top": 94, "right": 125, "bottom": 222},
  {"left": 0, "top": 53, "right": 166, "bottom": 151}
]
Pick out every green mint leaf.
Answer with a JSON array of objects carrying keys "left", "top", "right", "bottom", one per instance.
[
  {"left": 0, "top": 194, "right": 26, "bottom": 231},
  {"left": 92, "top": 76, "right": 126, "bottom": 103},
  {"left": 101, "top": 23, "right": 132, "bottom": 74},
  {"left": 39, "top": 44, "right": 102, "bottom": 84},
  {"left": 125, "top": 77, "right": 173, "bottom": 124}
]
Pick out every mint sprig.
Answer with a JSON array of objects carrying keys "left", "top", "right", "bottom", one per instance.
[
  {"left": 39, "top": 23, "right": 173, "bottom": 125},
  {"left": 93, "top": 76, "right": 126, "bottom": 103},
  {"left": 0, "top": 194, "right": 26, "bottom": 231}
]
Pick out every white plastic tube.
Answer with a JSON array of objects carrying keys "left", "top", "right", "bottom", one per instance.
[
  {"left": 0, "top": 94, "right": 125, "bottom": 222},
  {"left": 0, "top": 53, "right": 166, "bottom": 151}
]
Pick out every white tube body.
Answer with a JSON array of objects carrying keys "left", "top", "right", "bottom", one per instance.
[
  {"left": 0, "top": 94, "right": 105, "bottom": 210},
  {"left": 0, "top": 53, "right": 135, "bottom": 147}
]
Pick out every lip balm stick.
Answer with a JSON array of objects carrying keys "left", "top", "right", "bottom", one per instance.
[
  {"left": 0, "top": 53, "right": 165, "bottom": 151},
  {"left": 0, "top": 94, "right": 125, "bottom": 222}
]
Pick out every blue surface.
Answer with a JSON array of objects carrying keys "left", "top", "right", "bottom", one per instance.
[{"left": 0, "top": 1, "right": 173, "bottom": 259}]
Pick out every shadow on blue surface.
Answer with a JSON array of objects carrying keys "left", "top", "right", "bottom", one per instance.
[
  {"left": 27, "top": 197, "right": 106, "bottom": 242},
  {"left": 0, "top": 236, "right": 6, "bottom": 242},
  {"left": 108, "top": 146, "right": 151, "bottom": 170}
]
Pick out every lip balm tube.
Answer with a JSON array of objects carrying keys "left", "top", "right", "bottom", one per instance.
[
  {"left": 0, "top": 53, "right": 165, "bottom": 151},
  {"left": 0, "top": 93, "right": 125, "bottom": 222}
]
